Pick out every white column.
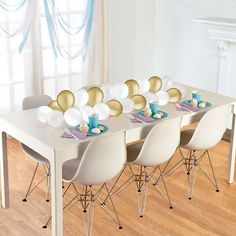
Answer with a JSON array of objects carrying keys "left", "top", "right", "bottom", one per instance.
[{"left": 216, "top": 40, "right": 231, "bottom": 95}]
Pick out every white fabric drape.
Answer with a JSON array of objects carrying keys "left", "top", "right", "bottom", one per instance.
[{"left": 86, "top": 0, "right": 108, "bottom": 85}]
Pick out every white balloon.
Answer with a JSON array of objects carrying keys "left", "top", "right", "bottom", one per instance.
[
  {"left": 36, "top": 106, "right": 52, "bottom": 123},
  {"left": 93, "top": 103, "right": 110, "bottom": 120},
  {"left": 161, "top": 75, "right": 174, "bottom": 90},
  {"left": 113, "top": 83, "right": 129, "bottom": 100},
  {"left": 100, "top": 84, "right": 114, "bottom": 102},
  {"left": 120, "top": 98, "right": 135, "bottom": 113},
  {"left": 64, "top": 108, "right": 82, "bottom": 127},
  {"left": 155, "top": 90, "right": 169, "bottom": 106},
  {"left": 138, "top": 79, "right": 150, "bottom": 93},
  {"left": 143, "top": 92, "right": 157, "bottom": 105},
  {"left": 47, "top": 110, "right": 64, "bottom": 127},
  {"left": 79, "top": 106, "right": 94, "bottom": 122},
  {"left": 74, "top": 89, "right": 89, "bottom": 107}
]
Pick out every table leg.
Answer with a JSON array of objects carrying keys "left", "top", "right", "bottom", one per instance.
[
  {"left": 228, "top": 113, "right": 236, "bottom": 184},
  {"left": 50, "top": 153, "right": 63, "bottom": 236},
  {"left": 0, "top": 131, "right": 9, "bottom": 208}
]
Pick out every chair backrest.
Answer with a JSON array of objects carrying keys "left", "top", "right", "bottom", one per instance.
[
  {"left": 133, "top": 117, "right": 182, "bottom": 167},
  {"left": 186, "top": 105, "right": 229, "bottom": 150},
  {"left": 70, "top": 131, "right": 126, "bottom": 185},
  {"left": 22, "top": 95, "right": 52, "bottom": 110}
]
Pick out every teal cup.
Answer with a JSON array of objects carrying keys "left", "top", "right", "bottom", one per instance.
[
  {"left": 88, "top": 114, "right": 99, "bottom": 130},
  {"left": 149, "top": 102, "right": 159, "bottom": 114},
  {"left": 192, "top": 91, "right": 201, "bottom": 102}
]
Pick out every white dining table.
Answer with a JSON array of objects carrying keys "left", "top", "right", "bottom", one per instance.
[{"left": 1, "top": 85, "right": 236, "bottom": 236}]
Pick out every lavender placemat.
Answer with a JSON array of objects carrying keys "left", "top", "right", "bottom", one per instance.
[
  {"left": 131, "top": 112, "right": 156, "bottom": 123},
  {"left": 61, "top": 128, "right": 87, "bottom": 140},
  {"left": 178, "top": 102, "right": 200, "bottom": 112}
]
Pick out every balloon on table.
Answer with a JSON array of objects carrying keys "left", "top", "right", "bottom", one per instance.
[
  {"left": 155, "top": 91, "right": 169, "bottom": 106},
  {"left": 120, "top": 98, "right": 135, "bottom": 113},
  {"left": 124, "top": 79, "right": 140, "bottom": 98},
  {"left": 161, "top": 76, "right": 174, "bottom": 90},
  {"left": 87, "top": 87, "right": 104, "bottom": 107},
  {"left": 143, "top": 92, "right": 157, "bottom": 104},
  {"left": 79, "top": 106, "right": 94, "bottom": 122},
  {"left": 107, "top": 100, "right": 123, "bottom": 116},
  {"left": 47, "top": 110, "right": 64, "bottom": 127},
  {"left": 94, "top": 103, "right": 110, "bottom": 120},
  {"left": 173, "top": 83, "right": 186, "bottom": 99},
  {"left": 74, "top": 89, "right": 89, "bottom": 107},
  {"left": 132, "top": 95, "right": 146, "bottom": 110},
  {"left": 100, "top": 84, "right": 114, "bottom": 102},
  {"left": 36, "top": 106, "right": 52, "bottom": 123},
  {"left": 64, "top": 108, "right": 82, "bottom": 127},
  {"left": 48, "top": 100, "right": 62, "bottom": 112},
  {"left": 57, "top": 90, "right": 75, "bottom": 112},
  {"left": 148, "top": 76, "right": 162, "bottom": 93},
  {"left": 137, "top": 79, "right": 150, "bottom": 93},
  {"left": 113, "top": 83, "right": 129, "bottom": 100}
]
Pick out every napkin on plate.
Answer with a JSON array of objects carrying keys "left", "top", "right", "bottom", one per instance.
[{"left": 61, "top": 128, "right": 87, "bottom": 140}]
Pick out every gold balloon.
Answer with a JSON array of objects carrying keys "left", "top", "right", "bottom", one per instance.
[
  {"left": 132, "top": 94, "right": 147, "bottom": 110},
  {"left": 125, "top": 79, "right": 140, "bottom": 98},
  {"left": 167, "top": 88, "right": 182, "bottom": 103},
  {"left": 48, "top": 100, "right": 62, "bottom": 112},
  {"left": 87, "top": 87, "right": 104, "bottom": 107},
  {"left": 149, "top": 76, "right": 162, "bottom": 93},
  {"left": 107, "top": 100, "right": 123, "bottom": 117},
  {"left": 57, "top": 90, "right": 75, "bottom": 112}
]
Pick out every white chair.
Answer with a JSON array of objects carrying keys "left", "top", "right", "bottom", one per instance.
[
  {"left": 103, "top": 117, "right": 182, "bottom": 217},
  {"left": 21, "top": 95, "right": 52, "bottom": 202},
  {"left": 43, "top": 131, "right": 126, "bottom": 235},
  {"left": 179, "top": 105, "right": 229, "bottom": 200}
]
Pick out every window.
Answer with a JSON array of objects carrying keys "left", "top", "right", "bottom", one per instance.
[{"left": 0, "top": 0, "right": 88, "bottom": 113}]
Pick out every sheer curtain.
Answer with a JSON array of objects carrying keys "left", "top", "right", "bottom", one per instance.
[
  {"left": 0, "top": 0, "right": 108, "bottom": 113},
  {"left": 86, "top": 0, "right": 108, "bottom": 85}
]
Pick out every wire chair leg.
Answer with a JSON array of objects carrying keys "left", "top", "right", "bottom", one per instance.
[
  {"left": 158, "top": 165, "right": 173, "bottom": 209},
  {"left": 186, "top": 154, "right": 198, "bottom": 200},
  {"left": 22, "top": 163, "right": 39, "bottom": 202},
  {"left": 206, "top": 150, "right": 219, "bottom": 192},
  {"left": 86, "top": 188, "right": 95, "bottom": 236},
  {"left": 137, "top": 168, "right": 149, "bottom": 218}
]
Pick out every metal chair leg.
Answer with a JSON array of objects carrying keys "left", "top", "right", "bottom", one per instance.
[
  {"left": 186, "top": 153, "right": 198, "bottom": 200},
  {"left": 22, "top": 163, "right": 39, "bottom": 202}
]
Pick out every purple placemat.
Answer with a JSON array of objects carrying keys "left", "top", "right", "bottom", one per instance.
[
  {"left": 178, "top": 102, "right": 200, "bottom": 112},
  {"left": 61, "top": 128, "right": 87, "bottom": 140},
  {"left": 131, "top": 112, "right": 155, "bottom": 123}
]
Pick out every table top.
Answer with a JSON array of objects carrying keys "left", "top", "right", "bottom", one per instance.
[{"left": 0, "top": 85, "right": 235, "bottom": 159}]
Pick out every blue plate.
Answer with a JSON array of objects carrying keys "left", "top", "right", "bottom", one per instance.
[
  {"left": 138, "top": 110, "right": 168, "bottom": 120},
  {"left": 87, "top": 124, "right": 109, "bottom": 136},
  {"left": 184, "top": 100, "right": 212, "bottom": 108}
]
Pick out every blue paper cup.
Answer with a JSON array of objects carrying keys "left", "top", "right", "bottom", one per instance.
[
  {"left": 149, "top": 102, "right": 159, "bottom": 114},
  {"left": 192, "top": 91, "right": 201, "bottom": 102},
  {"left": 88, "top": 114, "right": 99, "bottom": 130}
]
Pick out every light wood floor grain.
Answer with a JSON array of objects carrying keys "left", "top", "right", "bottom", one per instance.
[{"left": 0, "top": 137, "right": 236, "bottom": 236}]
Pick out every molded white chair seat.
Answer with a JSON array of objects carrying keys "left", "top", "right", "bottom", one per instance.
[
  {"left": 62, "top": 158, "right": 81, "bottom": 181},
  {"left": 21, "top": 95, "right": 52, "bottom": 202},
  {"left": 179, "top": 105, "right": 229, "bottom": 199},
  {"left": 180, "top": 129, "right": 194, "bottom": 147},
  {"left": 43, "top": 131, "right": 126, "bottom": 234},
  {"left": 21, "top": 144, "right": 49, "bottom": 164},
  {"left": 126, "top": 142, "right": 144, "bottom": 163},
  {"left": 104, "top": 117, "right": 182, "bottom": 217}
]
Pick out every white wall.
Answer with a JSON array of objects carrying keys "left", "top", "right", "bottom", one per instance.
[
  {"left": 153, "top": 0, "right": 236, "bottom": 93},
  {"left": 108, "top": 0, "right": 236, "bottom": 96},
  {"left": 108, "top": 0, "right": 155, "bottom": 83}
]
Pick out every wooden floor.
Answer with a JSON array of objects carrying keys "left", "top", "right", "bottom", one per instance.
[{"left": 0, "top": 137, "right": 236, "bottom": 236}]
